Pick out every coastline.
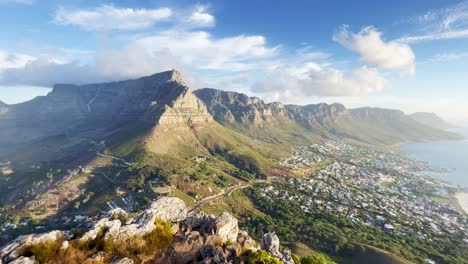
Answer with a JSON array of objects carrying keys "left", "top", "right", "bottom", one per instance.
[{"left": 455, "top": 192, "right": 468, "bottom": 215}]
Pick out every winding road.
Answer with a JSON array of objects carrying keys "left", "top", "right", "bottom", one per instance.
[{"left": 189, "top": 179, "right": 275, "bottom": 213}]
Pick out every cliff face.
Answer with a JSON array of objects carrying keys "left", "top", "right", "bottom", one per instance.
[
  {"left": 286, "top": 103, "right": 351, "bottom": 129},
  {"left": 194, "top": 88, "right": 351, "bottom": 131},
  {"left": 0, "top": 70, "right": 212, "bottom": 145},
  {"left": 193, "top": 88, "right": 291, "bottom": 126}
]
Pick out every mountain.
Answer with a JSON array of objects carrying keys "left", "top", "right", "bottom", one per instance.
[
  {"left": 0, "top": 70, "right": 212, "bottom": 146},
  {"left": 341, "top": 107, "right": 462, "bottom": 145},
  {"left": 409, "top": 112, "right": 454, "bottom": 129},
  {"left": 194, "top": 88, "right": 462, "bottom": 146}
]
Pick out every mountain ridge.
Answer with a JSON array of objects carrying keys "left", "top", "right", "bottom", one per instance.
[{"left": 409, "top": 112, "right": 454, "bottom": 129}]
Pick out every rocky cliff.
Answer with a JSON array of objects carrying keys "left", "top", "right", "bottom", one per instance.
[
  {"left": 0, "top": 70, "right": 212, "bottom": 146},
  {"left": 0, "top": 197, "right": 295, "bottom": 264},
  {"left": 193, "top": 88, "right": 290, "bottom": 126}
]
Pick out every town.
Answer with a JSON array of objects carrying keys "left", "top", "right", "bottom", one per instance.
[{"left": 273, "top": 141, "right": 467, "bottom": 241}]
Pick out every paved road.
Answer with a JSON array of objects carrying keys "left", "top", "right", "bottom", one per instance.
[{"left": 189, "top": 179, "right": 273, "bottom": 213}]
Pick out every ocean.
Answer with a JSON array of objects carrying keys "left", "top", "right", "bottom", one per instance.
[{"left": 397, "top": 128, "right": 468, "bottom": 188}]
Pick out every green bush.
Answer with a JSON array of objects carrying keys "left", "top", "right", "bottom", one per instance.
[{"left": 247, "top": 250, "right": 281, "bottom": 264}]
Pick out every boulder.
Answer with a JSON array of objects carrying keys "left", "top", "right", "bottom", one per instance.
[
  {"left": 200, "top": 245, "right": 227, "bottom": 264},
  {"left": 210, "top": 212, "right": 239, "bottom": 243},
  {"left": 184, "top": 211, "right": 215, "bottom": 235},
  {"left": 118, "top": 197, "right": 187, "bottom": 240},
  {"left": 79, "top": 218, "right": 121, "bottom": 243},
  {"left": 0, "top": 230, "right": 65, "bottom": 263},
  {"left": 170, "top": 231, "right": 204, "bottom": 264},
  {"left": 261, "top": 232, "right": 281, "bottom": 257},
  {"left": 237, "top": 230, "right": 258, "bottom": 251}
]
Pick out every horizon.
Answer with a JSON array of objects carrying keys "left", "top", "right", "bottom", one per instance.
[{"left": 0, "top": 0, "right": 467, "bottom": 123}]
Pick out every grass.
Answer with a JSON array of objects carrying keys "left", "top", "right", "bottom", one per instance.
[{"left": 20, "top": 218, "right": 174, "bottom": 264}]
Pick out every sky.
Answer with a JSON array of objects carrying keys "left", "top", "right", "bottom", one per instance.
[{"left": 0, "top": 0, "right": 467, "bottom": 124}]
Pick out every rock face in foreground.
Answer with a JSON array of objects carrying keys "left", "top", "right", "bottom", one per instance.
[
  {"left": 0, "top": 230, "right": 68, "bottom": 263},
  {"left": 0, "top": 197, "right": 292, "bottom": 264}
]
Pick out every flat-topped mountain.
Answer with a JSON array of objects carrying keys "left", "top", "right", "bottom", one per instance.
[{"left": 0, "top": 70, "right": 212, "bottom": 146}]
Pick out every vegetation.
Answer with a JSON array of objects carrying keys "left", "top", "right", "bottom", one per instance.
[
  {"left": 242, "top": 186, "right": 468, "bottom": 264},
  {"left": 247, "top": 250, "right": 282, "bottom": 264},
  {"left": 21, "top": 218, "right": 174, "bottom": 263}
]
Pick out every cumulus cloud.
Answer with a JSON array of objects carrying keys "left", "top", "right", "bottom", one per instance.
[
  {"left": 0, "top": 51, "right": 35, "bottom": 71},
  {"left": 400, "top": 1, "right": 468, "bottom": 43},
  {"left": 251, "top": 63, "right": 388, "bottom": 101},
  {"left": 333, "top": 26, "right": 415, "bottom": 75},
  {"left": 0, "top": 25, "right": 278, "bottom": 88},
  {"left": 53, "top": 5, "right": 172, "bottom": 31},
  {"left": 187, "top": 5, "right": 215, "bottom": 28},
  {"left": 135, "top": 30, "right": 279, "bottom": 71}
]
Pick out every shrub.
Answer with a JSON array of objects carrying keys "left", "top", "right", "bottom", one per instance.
[{"left": 247, "top": 250, "right": 281, "bottom": 264}]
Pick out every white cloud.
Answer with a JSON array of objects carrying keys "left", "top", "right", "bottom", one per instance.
[
  {"left": 333, "top": 26, "right": 415, "bottom": 75},
  {"left": 251, "top": 63, "right": 388, "bottom": 101},
  {"left": 0, "top": 51, "right": 35, "bottom": 71},
  {"left": 401, "top": 1, "right": 468, "bottom": 43},
  {"left": 53, "top": 5, "right": 172, "bottom": 31},
  {"left": 135, "top": 30, "right": 279, "bottom": 71},
  {"left": 187, "top": 5, "right": 215, "bottom": 28},
  {"left": 0, "top": 25, "right": 278, "bottom": 88}
]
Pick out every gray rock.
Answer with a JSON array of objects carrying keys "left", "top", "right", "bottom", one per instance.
[
  {"left": 107, "top": 207, "right": 128, "bottom": 219},
  {"left": 118, "top": 197, "right": 187, "bottom": 240},
  {"left": 79, "top": 218, "right": 121, "bottom": 243},
  {"left": 210, "top": 212, "right": 239, "bottom": 243},
  {"left": 170, "top": 231, "right": 204, "bottom": 264},
  {"left": 261, "top": 232, "right": 281, "bottom": 257},
  {"left": 0, "top": 230, "right": 64, "bottom": 263}
]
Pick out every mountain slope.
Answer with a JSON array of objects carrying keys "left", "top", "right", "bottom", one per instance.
[
  {"left": 409, "top": 112, "right": 454, "bottom": 129},
  {"left": 341, "top": 107, "right": 462, "bottom": 145},
  {"left": 194, "top": 88, "right": 461, "bottom": 146}
]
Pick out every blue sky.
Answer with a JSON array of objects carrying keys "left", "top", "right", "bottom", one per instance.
[{"left": 0, "top": 0, "right": 467, "bottom": 123}]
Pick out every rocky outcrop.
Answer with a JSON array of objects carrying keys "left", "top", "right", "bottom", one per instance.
[
  {"left": 167, "top": 210, "right": 259, "bottom": 264},
  {"left": 0, "top": 230, "right": 67, "bottom": 263},
  {"left": 80, "top": 197, "right": 188, "bottom": 243},
  {"left": 0, "top": 197, "right": 297, "bottom": 264},
  {"left": 209, "top": 212, "right": 239, "bottom": 243},
  {"left": 261, "top": 232, "right": 294, "bottom": 264}
]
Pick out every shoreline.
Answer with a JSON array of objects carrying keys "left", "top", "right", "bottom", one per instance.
[{"left": 455, "top": 192, "right": 468, "bottom": 215}]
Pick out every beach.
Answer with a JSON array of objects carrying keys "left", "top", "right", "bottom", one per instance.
[{"left": 456, "top": 192, "right": 468, "bottom": 214}]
